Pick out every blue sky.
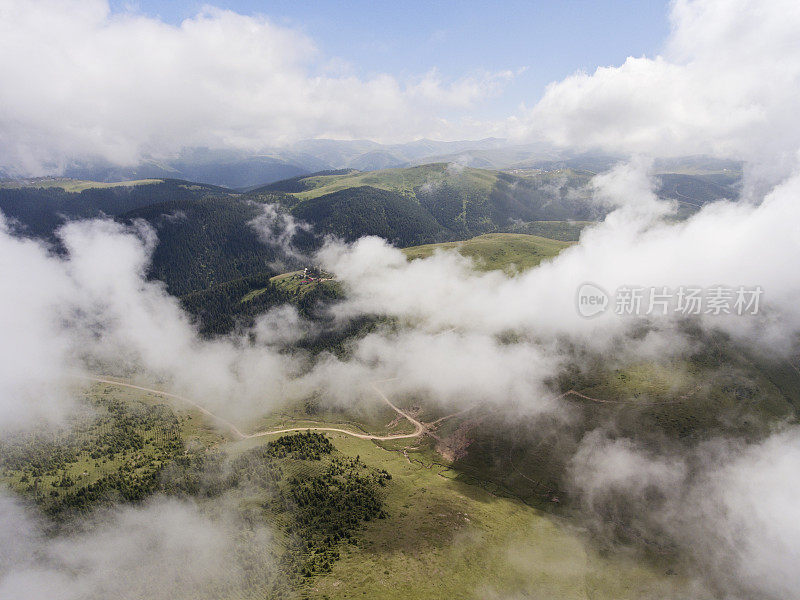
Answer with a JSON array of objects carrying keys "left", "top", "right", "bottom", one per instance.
[{"left": 110, "top": 0, "right": 671, "bottom": 119}]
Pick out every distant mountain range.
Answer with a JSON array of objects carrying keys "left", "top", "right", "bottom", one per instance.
[
  {"left": 28, "top": 140, "right": 740, "bottom": 190},
  {"left": 55, "top": 139, "right": 510, "bottom": 188}
]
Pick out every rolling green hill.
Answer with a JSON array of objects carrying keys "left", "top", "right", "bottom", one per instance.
[
  {"left": 259, "top": 164, "right": 741, "bottom": 240},
  {"left": 291, "top": 185, "right": 443, "bottom": 245},
  {"left": 279, "top": 163, "right": 498, "bottom": 201},
  {"left": 255, "top": 164, "right": 601, "bottom": 243},
  {"left": 0, "top": 177, "right": 165, "bottom": 192},
  {"left": 0, "top": 164, "right": 742, "bottom": 301},
  {"left": 255, "top": 169, "right": 358, "bottom": 193},
  {"left": 505, "top": 219, "right": 593, "bottom": 241},
  {"left": 403, "top": 233, "right": 572, "bottom": 273},
  {"left": 2, "top": 381, "right": 706, "bottom": 599}
]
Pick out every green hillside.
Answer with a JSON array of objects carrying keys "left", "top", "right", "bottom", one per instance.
[
  {"left": 304, "top": 434, "right": 697, "bottom": 600},
  {"left": 505, "top": 219, "right": 593, "bottom": 241},
  {"left": 0, "top": 178, "right": 232, "bottom": 239},
  {"left": 291, "top": 185, "right": 443, "bottom": 245},
  {"left": 259, "top": 164, "right": 741, "bottom": 240},
  {"left": 256, "top": 164, "right": 600, "bottom": 244},
  {"left": 0, "top": 177, "right": 165, "bottom": 192},
  {"left": 1, "top": 381, "right": 705, "bottom": 599},
  {"left": 3, "top": 168, "right": 594, "bottom": 297},
  {"left": 288, "top": 163, "right": 497, "bottom": 200},
  {"left": 120, "top": 196, "right": 304, "bottom": 296},
  {"left": 0, "top": 165, "right": 741, "bottom": 302},
  {"left": 403, "top": 232, "right": 572, "bottom": 273}
]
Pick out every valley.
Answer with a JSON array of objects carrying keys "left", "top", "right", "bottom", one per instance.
[
  {"left": 1, "top": 376, "right": 709, "bottom": 599},
  {"left": 2, "top": 3, "right": 798, "bottom": 599},
  {"left": 0, "top": 157, "right": 790, "bottom": 600}
]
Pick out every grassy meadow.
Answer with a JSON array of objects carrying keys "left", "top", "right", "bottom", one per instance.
[
  {"left": 1, "top": 379, "right": 712, "bottom": 598},
  {"left": 290, "top": 164, "right": 498, "bottom": 201},
  {"left": 403, "top": 232, "right": 572, "bottom": 273},
  {"left": 0, "top": 178, "right": 164, "bottom": 192}
]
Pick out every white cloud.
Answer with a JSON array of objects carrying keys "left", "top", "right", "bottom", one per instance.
[
  {"left": 317, "top": 161, "right": 800, "bottom": 352},
  {"left": 0, "top": 215, "right": 83, "bottom": 429},
  {"left": 568, "top": 428, "right": 800, "bottom": 599},
  {"left": 514, "top": 0, "right": 800, "bottom": 176},
  {"left": 248, "top": 202, "right": 312, "bottom": 266},
  {"left": 0, "top": 494, "right": 273, "bottom": 600},
  {"left": 701, "top": 431, "right": 800, "bottom": 599},
  {"left": 0, "top": 215, "right": 308, "bottom": 428},
  {"left": 0, "top": 0, "right": 512, "bottom": 175}
]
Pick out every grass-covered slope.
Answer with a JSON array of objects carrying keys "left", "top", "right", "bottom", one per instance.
[
  {"left": 505, "top": 219, "right": 593, "bottom": 241},
  {"left": 288, "top": 163, "right": 498, "bottom": 200},
  {"left": 306, "top": 435, "right": 700, "bottom": 600},
  {"left": 2, "top": 381, "right": 704, "bottom": 599},
  {"left": 403, "top": 232, "right": 572, "bottom": 273},
  {"left": 254, "top": 169, "right": 357, "bottom": 193},
  {"left": 261, "top": 164, "right": 742, "bottom": 244},
  {"left": 0, "top": 177, "right": 165, "bottom": 192},
  {"left": 257, "top": 164, "right": 600, "bottom": 244}
]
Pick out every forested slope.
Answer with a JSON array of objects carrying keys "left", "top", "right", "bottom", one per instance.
[
  {"left": 0, "top": 179, "right": 229, "bottom": 238},
  {"left": 119, "top": 197, "right": 299, "bottom": 296}
]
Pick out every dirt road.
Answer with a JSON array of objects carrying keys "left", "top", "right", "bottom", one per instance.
[
  {"left": 85, "top": 376, "right": 249, "bottom": 440},
  {"left": 83, "top": 376, "right": 426, "bottom": 442}
]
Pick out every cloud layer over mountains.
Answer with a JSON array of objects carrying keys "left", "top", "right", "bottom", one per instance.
[
  {"left": 0, "top": 0, "right": 511, "bottom": 174},
  {"left": 522, "top": 0, "right": 800, "bottom": 165},
  {"left": 3, "top": 0, "right": 800, "bottom": 179},
  {"left": 2, "top": 1, "right": 800, "bottom": 598},
  {"left": 0, "top": 494, "right": 264, "bottom": 600},
  {"left": 6, "top": 156, "right": 800, "bottom": 597}
]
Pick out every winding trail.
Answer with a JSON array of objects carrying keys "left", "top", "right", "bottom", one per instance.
[
  {"left": 555, "top": 387, "right": 700, "bottom": 405},
  {"left": 554, "top": 389, "right": 621, "bottom": 404},
  {"left": 671, "top": 189, "right": 703, "bottom": 208},
  {"left": 84, "top": 376, "right": 671, "bottom": 444},
  {"left": 85, "top": 376, "right": 249, "bottom": 440},
  {"left": 85, "top": 374, "right": 693, "bottom": 445},
  {"left": 82, "top": 376, "right": 427, "bottom": 442}
]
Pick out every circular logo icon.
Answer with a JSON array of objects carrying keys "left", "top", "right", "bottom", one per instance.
[{"left": 576, "top": 282, "right": 609, "bottom": 318}]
